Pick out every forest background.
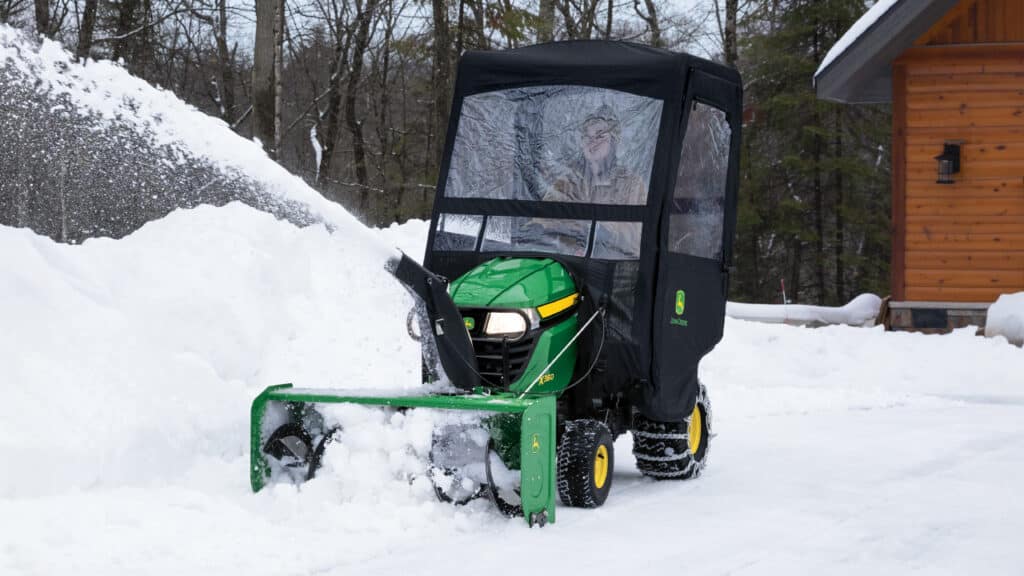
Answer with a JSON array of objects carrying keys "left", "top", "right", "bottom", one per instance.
[{"left": 0, "top": 0, "right": 892, "bottom": 304}]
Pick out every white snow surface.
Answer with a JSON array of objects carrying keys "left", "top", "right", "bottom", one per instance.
[
  {"left": 4, "top": 206, "right": 1024, "bottom": 575},
  {"left": 816, "top": 0, "right": 901, "bottom": 78},
  {"left": 727, "top": 293, "right": 881, "bottom": 326},
  {"left": 4, "top": 17, "right": 1024, "bottom": 575},
  {"left": 985, "top": 292, "right": 1024, "bottom": 346}
]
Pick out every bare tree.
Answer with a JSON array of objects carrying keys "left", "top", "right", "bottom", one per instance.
[
  {"left": 33, "top": 0, "right": 48, "bottom": 35},
  {"left": 112, "top": 0, "right": 140, "bottom": 61},
  {"left": 538, "top": 0, "right": 555, "bottom": 42},
  {"left": 1, "top": 0, "right": 29, "bottom": 23},
  {"left": 430, "top": 0, "right": 451, "bottom": 169},
  {"left": 76, "top": 0, "right": 98, "bottom": 59},
  {"left": 344, "top": 0, "right": 380, "bottom": 200},
  {"left": 253, "top": 0, "right": 280, "bottom": 156},
  {"left": 633, "top": 0, "right": 661, "bottom": 47},
  {"left": 315, "top": 0, "right": 354, "bottom": 185}
]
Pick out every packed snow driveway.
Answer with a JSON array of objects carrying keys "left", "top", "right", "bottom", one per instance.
[{"left": 2, "top": 203, "right": 1022, "bottom": 575}]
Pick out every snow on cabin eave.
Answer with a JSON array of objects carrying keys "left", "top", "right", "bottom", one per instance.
[{"left": 814, "top": 0, "right": 903, "bottom": 83}]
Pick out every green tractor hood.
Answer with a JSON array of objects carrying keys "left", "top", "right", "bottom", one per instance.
[{"left": 449, "top": 257, "right": 576, "bottom": 309}]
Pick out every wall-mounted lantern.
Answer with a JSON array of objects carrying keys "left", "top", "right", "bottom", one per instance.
[{"left": 935, "top": 140, "right": 963, "bottom": 185}]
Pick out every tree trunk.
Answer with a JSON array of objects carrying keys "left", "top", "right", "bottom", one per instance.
[
  {"left": 724, "top": 0, "right": 737, "bottom": 67},
  {"left": 538, "top": 0, "right": 554, "bottom": 42},
  {"left": 431, "top": 0, "right": 451, "bottom": 172},
  {"left": 557, "top": 0, "right": 577, "bottom": 39},
  {"left": 76, "top": 0, "right": 98, "bottom": 60},
  {"left": 215, "top": 0, "right": 236, "bottom": 121},
  {"left": 273, "top": 0, "right": 284, "bottom": 155},
  {"left": 635, "top": 0, "right": 661, "bottom": 47},
  {"left": 345, "top": 0, "right": 380, "bottom": 214},
  {"left": 812, "top": 13, "right": 826, "bottom": 304},
  {"left": 33, "top": 0, "right": 48, "bottom": 36},
  {"left": 605, "top": 0, "right": 612, "bottom": 39},
  {"left": 834, "top": 107, "right": 846, "bottom": 303},
  {"left": 252, "top": 0, "right": 277, "bottom": 156},
  {"left": 790, "top": 240, "right": 802, "bottom": 303},
  {"left": 317, "top": 19, "right": 353, "bottom": 187},
  {"left": 112, "top": 0, "right": 138, "bottom": 62}
]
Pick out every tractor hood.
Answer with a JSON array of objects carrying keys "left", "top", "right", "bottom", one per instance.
[{"left": 449, "top": 257, "right": 575, "bottom": 309}]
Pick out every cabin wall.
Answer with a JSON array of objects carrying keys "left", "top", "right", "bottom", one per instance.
[
  {"left": 890, "top": 1, "right": 1024, "bottom": 303},
  {"left": 915, "top": 0, "right": 1024, "bottom": 46}
]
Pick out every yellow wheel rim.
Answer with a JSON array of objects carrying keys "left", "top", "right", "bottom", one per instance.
[
  {"left": 593, "top": 445, "right": 609, "bottom": 489},
  {"left": 688, "top": 406, "right": 703, "bottom": 455}
]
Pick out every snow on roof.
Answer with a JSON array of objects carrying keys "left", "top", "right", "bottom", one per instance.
[{"left": 816, "top": 0, "right": 902, "bottom": 78}]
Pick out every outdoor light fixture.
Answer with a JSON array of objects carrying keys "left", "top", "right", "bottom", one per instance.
[{"left": 935, "top": 140, "right": 963, "bottom": 185}]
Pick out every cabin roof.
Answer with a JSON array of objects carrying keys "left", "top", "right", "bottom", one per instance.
[{"left": 814, "top": 0, "right": 961, "bottom": 104}]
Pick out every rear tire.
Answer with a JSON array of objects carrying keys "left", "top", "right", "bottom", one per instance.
[
  {"left": 632, "top": 382, "right": 711, "bottom": 480},
  {"left": 557, "top": 420, "right": 614, "bottom": 508}
]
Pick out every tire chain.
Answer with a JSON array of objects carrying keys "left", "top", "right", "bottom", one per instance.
[{"left": 631, "top": 383, "right": 712, "bottom": 480}]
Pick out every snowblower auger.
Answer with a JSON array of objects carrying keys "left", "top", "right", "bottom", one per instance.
[
  {"left": 250, "top": 385, "right": 558, "bottom": 525},
  {"left": 250, "top": 41, "right": 742, "bottom": 526}
]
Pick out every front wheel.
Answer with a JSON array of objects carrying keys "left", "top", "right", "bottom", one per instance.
[
  {"left": 557, "top": 420, "right": 614, "bottom": 508},
  {"left": 632, "top": 383, "right": 711, "bottom": 480}
]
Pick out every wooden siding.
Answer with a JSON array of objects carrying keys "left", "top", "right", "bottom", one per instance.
[
  {"left": 894, "top": 42, "right": 1024, "bottom": 302},
  {"left": 915, "top": 0, "right": 1024, "bottom": 46}
]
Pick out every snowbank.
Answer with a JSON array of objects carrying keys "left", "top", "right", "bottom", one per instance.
[
  {"left": 727, "top": 293, "right": 881, "bottom": 326},
  {"left": 0, "top": 24, "right": 398, "bottom": 259},
  {"left": 816, "top": 0, "right": 900, "bottom": 78},
  {"left": 985, "top": 292, "right": 1024, "bottom": 346},
  {"left": 0, "top": 203, "right": 420, "bottom": 499}
]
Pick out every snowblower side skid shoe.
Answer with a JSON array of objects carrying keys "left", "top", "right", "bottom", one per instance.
[{"left": 250, "top": 384, "right": 557, "bottom": 525}]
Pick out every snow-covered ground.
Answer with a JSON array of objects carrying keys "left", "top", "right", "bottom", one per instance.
[
  {"left": 4, "top": 20, "right": 1024, "bottom": 575},
  {"left": 3, "top": 204, "right": 1023, "bottom": 575}
]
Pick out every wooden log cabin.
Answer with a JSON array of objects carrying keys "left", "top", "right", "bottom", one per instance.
[{"left": 816, "top": 0, "right": 1024, "bottom": 331}]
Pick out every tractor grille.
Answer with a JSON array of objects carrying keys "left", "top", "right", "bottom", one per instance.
[{"left": 473, "top": 333, "right": 538, "bottom": 388}]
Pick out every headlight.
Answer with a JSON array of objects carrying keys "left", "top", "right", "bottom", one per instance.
[{"left": 483, "top": 312, "right": 528, "bottom": 339}]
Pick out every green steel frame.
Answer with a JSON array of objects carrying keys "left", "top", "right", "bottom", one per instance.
[{"left": 250, "top": 384, "right": 558, "bottom": 524}]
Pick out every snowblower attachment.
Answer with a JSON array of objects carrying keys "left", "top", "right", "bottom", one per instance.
[
  {"left": 250, "top": 385, "right": 557, "bottom": 525},
  {"left": 250, "top": 253, "right": 562, "bottom": 525}
]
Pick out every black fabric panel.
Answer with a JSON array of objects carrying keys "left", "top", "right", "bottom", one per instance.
[
  {"left": 646, "top": 256, "right": 725, "bottom": 421},
  {"left": 457, "top": 42, "right": 686, "bottom": 100},
  {"left": 420, "top": 42, "right": 742, "bottom": 423},
  {"left": 642, "top": 68, "right": 742, "bottom": 422},
  {"left": 433, "top": 199, "right": 646, "bottom": 222}
]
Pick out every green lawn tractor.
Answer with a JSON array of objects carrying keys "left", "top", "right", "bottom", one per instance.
[{"left": 250, "top": 41, "right": 741, "bottom": 526}]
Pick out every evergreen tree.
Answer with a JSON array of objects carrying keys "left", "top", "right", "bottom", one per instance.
[{"left": 731, "top": 0, "right": 890, "bottom": 305}]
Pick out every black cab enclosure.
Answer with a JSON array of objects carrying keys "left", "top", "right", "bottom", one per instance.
[{"left": 424, "top": 41, "right": 741, "bottom": 423}]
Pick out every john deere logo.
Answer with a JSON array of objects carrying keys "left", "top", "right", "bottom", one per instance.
[
  {"left": 540, "top": 373, "right": 555, "bottom": 385},
  {"left": 531, "top": 434, "right": 541, "bottom": 453},
  {"left": 671, "top": 289, "right": 689, "bottom": 328},
  {"left": 464, "top": 317, "right": 475, "bottom": 331}
]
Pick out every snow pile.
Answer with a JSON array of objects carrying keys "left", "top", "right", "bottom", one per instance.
[
  {"left": 985, "top": 292, "right": 1024, "bottom": 346},
  {"left": 0, "top": 25, "right": 321, "bottom": 213},
  {"left": 727, "top": 293, "right": 881, "bottom": 326},
  {"left": 1, "top": 24, "right": 399, "bottom": 252},
  {"left": 0, "top": 203, "right": 420, "bottom": 499},
  {"left": 816, "top": 0, "right": 901, "bottom": 77}
]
